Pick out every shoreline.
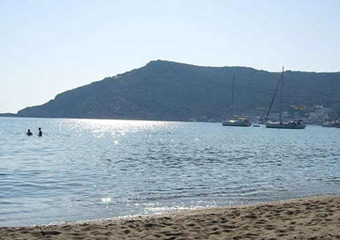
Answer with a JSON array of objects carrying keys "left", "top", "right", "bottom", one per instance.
[{"left": 1, "top": 194, "right": 340, "bottom": 239}]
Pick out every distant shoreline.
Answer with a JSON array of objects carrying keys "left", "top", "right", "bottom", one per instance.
[
  {"left": 0, "top": 113, "right": 17, "bottom": 117},
  {"left": 1, "top": 194, "right": 339, "bottom": 239},
  {"left": 0, "top": 115, "right": 328, "bottom": 126},
  {"left": 0, "top": 114, "right": 220, "bottom": 123}
]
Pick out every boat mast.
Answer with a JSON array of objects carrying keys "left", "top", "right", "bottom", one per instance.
[
  {"left": 264, "top": 70, "right": 282, "bottom": 121},
  {"left": 279, "top": 67, "right": 284, "bottom": 122},
  {"left": 230, "top": 75, "right": 235, "bottom": 117}
]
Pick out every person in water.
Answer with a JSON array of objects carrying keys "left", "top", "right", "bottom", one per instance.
[
  {"left": 38, "top": 127, "right": 42, "bottom": 137},
  {"left": 26, "top": 129, "right": 33, "bottom": 136}
]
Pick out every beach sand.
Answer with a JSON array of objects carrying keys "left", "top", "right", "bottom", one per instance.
[{"left": 1, "top": 195, "right": 339, "bottom": 240}]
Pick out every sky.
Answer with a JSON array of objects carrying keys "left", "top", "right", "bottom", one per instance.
[{"left": 1, "top": 0, "right": 340, "bottom": 113}]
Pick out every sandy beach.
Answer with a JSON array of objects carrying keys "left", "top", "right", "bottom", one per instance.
[{"left": 1, "top": 195, "right": 339, "bottom": 240}]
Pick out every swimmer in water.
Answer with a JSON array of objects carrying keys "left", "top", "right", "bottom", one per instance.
[
  {"left": 26, "top": 129, "right": 33, "bottom": 136},
  {"left": 38, "top": 127, "right": 42, "bottom": 137}
]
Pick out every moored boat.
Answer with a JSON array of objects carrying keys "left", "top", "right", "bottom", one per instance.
[
  {"left": 322, "top": 120, "right": 340, "bottom": 128},
  {"left": 222, "top": 75, "right": 252, "bottom": 127},
  {"left": 264, "top": 67, "right": 306, "bottom": 129},
  {"left": 222, "top": 116, "right": 252, "bottom": 127},
  {"left": 322, "top": 109, "right": 340, "bottom": 128},
  {"left": 266, "top": 120, "right": 306, "bottom": 129}
]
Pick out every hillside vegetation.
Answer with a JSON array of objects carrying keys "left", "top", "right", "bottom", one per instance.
[{"left": 17, "top": 60, "right": 340, "bottom": 121}]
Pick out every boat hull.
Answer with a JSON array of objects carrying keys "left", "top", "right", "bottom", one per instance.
[
  {"left": 222, "top": 121, "right": 251, "bottom": 127},
  {"left": 322, "top": 122, "right": 340, "bottom": 128},
  {"left": 322, "top": 124, "right": 340, "bottom": 128},
  {"left": 265, "top": 121, "right": 306, "bottom": 129},
  {"left": 222, "top": 117, "right": 252, "bottom": 127}
]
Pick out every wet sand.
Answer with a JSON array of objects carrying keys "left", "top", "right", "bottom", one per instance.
[{"left": 1, "top": 194, "right": 340, "bottom": 239}]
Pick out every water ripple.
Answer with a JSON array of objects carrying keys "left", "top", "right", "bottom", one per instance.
[{"left": 0, "top": 118, "right": 340, "bottom": 226}]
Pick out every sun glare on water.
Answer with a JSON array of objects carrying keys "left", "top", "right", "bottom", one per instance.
[{"left": 64, "top": 119, "right": 175, "bottom": 138}]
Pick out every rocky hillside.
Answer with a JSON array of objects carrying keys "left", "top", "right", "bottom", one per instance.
[{"left": 17, "top": 60, "right": 340, "bottom": 121}]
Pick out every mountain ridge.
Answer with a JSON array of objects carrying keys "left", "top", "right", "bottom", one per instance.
[{"left": 14, "top": 60, "right": 340, "bottom": 122}]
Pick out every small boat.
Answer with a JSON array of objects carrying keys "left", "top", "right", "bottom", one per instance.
[
  {"left": 222, "top": 116, "right": 252, "bottom": 127},
  {"left": 264, "top": 67, "right": 306, "bottom": 129},
  {"left": 322, "top": 120, "right": 340, "bottom": 128},
  {"left": 253, "top": 124, "right": 261, "bottom": 127},
  {"left": 322, "top": 110, "right": 340, "bottom": 128},
  {"left": 222, "top": 76, "right": 252, "bottom": 127}
]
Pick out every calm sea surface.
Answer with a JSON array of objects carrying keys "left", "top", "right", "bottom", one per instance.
[{"left": 0, "top": 117, "right": 340, "bottom": 226}]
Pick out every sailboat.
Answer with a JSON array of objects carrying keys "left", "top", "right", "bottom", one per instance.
[
  {"left": 264, "top": 67, "right": 306, "bottom": 129},
  {"left": 222, "top": 75, "right": 252, "bottom": 127}
]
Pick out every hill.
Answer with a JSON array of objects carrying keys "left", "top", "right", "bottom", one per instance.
[{"left": 17, "top": 60, "right": 340, "bottom": 122}]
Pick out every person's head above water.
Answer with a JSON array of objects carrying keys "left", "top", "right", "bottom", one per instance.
[{"left": 38, "top": 127, "right": 43, "bottom": 137}]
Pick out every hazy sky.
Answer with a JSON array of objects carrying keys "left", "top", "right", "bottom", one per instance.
[{"left": 1, "top": 0, "right": 339, "bottom": 113}]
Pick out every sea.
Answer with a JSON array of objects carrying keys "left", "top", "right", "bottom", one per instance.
[{"left": 0, "top": 117, "right": 340, "bottom": 227}]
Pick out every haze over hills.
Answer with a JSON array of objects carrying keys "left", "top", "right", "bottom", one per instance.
[{"left": 15, "top": 60, "right": 340, "bottom": 122}]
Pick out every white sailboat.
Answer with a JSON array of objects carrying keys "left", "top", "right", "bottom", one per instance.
[
  {"left": 264, "top": 67, "right": 306, "bottom": 129},
  {"left": 222, "top": 75, "right": 252, "bottom": 127}
]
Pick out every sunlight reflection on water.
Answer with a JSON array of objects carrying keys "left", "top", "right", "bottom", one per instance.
[{"left": 0, "top": 117, "right": 340, "bottom": 226}]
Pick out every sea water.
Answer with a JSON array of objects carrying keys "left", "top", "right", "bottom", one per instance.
[{"left": 0, "top": 117, "right": 339, "bottom": 226}]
